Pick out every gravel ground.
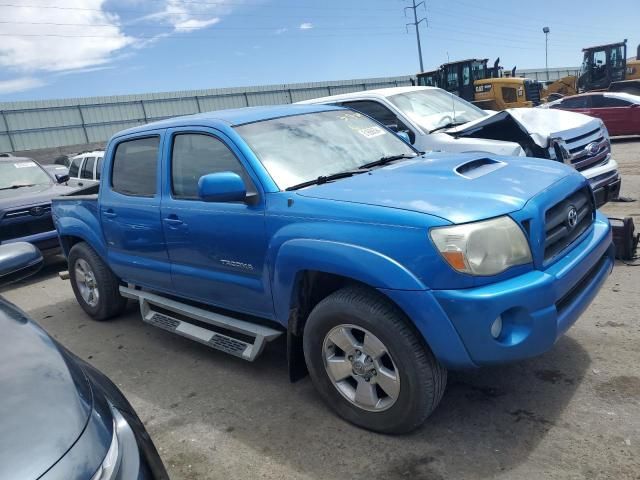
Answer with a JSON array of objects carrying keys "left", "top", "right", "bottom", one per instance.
[{"left": 2, "top": 140, "right": 639, "bottom": 480}]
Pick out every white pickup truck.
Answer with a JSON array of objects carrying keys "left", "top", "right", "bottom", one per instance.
[{"left": 300, "top": 86, "right": 621, "bottom": 207}]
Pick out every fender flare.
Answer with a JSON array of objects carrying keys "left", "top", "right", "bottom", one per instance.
[
  {"left": 56, "top": 216, "right": 108, "bottom": 261},
  {"left": 271, "top": 238, "right": 426, "bottom": 325}
]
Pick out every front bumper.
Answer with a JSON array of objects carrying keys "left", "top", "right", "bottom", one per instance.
[
  {"left": 592, "top": 176, "right": 621, "bottom": 208},
  {"left": 382, "top": 213, "right": 613, "bottom": 369}
]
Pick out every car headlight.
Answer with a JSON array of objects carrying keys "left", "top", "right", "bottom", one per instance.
[
  {"left": 600, "top": 121, "right": 610, "bottom": 141},
  {"left": 429, "top": 216, "right": 532, "bottom": 276},
  {"left": 91, "top": 420, "right": 120, "bottom": 480}
]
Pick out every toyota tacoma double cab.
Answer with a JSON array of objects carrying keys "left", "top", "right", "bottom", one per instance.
[{"left": 52, "top": 105, "right": 614, "bottom": 433}]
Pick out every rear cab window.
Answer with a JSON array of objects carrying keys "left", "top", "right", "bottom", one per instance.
[
  {"left": 111, "top": 137, "right": 160, "bottom": 197},
  {"left": 81, "top": 157, "right": 95, "bottom": 179}
]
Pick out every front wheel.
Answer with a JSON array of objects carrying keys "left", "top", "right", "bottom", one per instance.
[
  {"left": 68, "top": 242, "right": 127, "bottom": 321},
  {"left": 303, "top": 286, "right": 447, "bottom": 434}
]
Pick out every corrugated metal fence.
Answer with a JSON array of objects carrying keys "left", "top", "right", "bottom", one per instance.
[
  {"left": 0, "top": 67, "right": 579, "bottom": 153},
  {"left": 0, "top": 75, "right": 413, "bottom": 153}
]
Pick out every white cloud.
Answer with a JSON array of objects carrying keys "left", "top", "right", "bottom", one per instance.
[
  {"left": 152, "top": 0, "right": 227, "bottom": 33},
  {"left": 275, "top": 27, "right": 288, "bottom": 35},
  {"left": 0, "top": 1, "right": 133, "bottom": 73},
  {"left": 0, "top": 77, "right": 46, "bottom": 94},
  {"left": 299, "top": 22, "right": 313, "bottom": 30}
]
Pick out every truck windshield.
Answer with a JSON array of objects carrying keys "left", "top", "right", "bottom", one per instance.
[
  {"left": 235, "top": 110, "right": 416, "bottom": 190},
  {"left": 388, "top": 89, "right": 488, "bottom": 133},
  {"left": 0, "top": 160, "right": 52, "bottom": 190}
]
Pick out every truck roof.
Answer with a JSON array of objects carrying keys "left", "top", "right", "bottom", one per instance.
[
  {"left": 115, "top": 104, "right": 343, "bottom": 138},
  {"left": 297, "top": 86, "right": 438, "bottom": 104}
]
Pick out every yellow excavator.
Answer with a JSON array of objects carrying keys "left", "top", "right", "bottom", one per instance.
[
  {"left": 541, "top": 40, "right": 640, "bottom": 101},
  {"left": 416, "top": 58, "right": 541, "bottom": 110}
]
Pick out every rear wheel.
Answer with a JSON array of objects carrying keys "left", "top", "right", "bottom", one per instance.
[
  {"left": 68, "top": 242, "right": 127, "bottom": 321},
  {"left": 303, "top": 285, "right": 447, "bottom": 434}
]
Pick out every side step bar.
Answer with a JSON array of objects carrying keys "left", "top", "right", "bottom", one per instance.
[{"left": 119, "top": 286, "right": 282, "bottom": 361}]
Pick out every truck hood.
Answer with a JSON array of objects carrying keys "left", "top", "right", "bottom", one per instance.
[
  {"left": 0, "top": 183, "right": 77, "bottom": 212},
  {"left": 446, "top": 108, "right": 601, "bottom": 149},
  {"left": 296, "top": 153, "right": 573, "bottom": 224},
  {"left": 0, "top": 298, "right": 93, "bottom": 480}
]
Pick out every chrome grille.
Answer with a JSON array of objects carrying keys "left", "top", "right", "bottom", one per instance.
[
  {"left": 561, "top": 127, "right": 611, "bottom": 172},
  {"left": 544, "top": 187, "right": 594, "bottom": 261}
]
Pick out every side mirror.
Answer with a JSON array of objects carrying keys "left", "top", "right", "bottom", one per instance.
[
  {"left": 55, "top": 173, "right": 70, "bottom": 184},
  {"left": 396, "top": 131, "right": 411, "bottom": 144},
  {"left": 0, "top": 242, "right": 43, "bottom": 286},
  {"left": 198, "top": 172, "right": 247, "bottom": 203}
]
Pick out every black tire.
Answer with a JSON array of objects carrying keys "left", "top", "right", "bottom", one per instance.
[
  {"left": 68, "top": 242, "right": 127, "bottom": 321},
  {"left": 303, "top": 285, "right": 447, "bottom": 434}
]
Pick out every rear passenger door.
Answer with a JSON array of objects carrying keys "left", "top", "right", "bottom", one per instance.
[
  {"left": 100, "top": 133, "right": 172, "bottom": 290},
  {"left": 77, "top": 156, "right": 98, "bottom": 188},
  {"left": 161, "top": 127, "right": 272, "bottom": 318},
  {"left": 67, "top": 157, "right": 84, "bottom": 188},
  {"left": 590, "top": 95, "right": 632, "bottom": 136}
]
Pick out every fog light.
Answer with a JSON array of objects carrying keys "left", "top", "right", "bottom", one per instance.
[{"left": 490, "top": 316, "right": 503, "bottom": 339}]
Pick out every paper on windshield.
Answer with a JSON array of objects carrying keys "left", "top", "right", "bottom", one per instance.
[
  {"left": 358, "top": 126, "right": 386, "bottom": 139},
  {"left": 13, "top": 162, "right": 37, "bottom": 168}
]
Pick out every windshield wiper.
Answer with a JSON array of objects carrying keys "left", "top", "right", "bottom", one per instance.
[
  {"left": 429, "top": 122, "right": 466, "bottom": 134},
  {"left": 359, "top": 153, "right": 417, "bottom": 170},
  {"left": 285, "top": 169, "right": 369, "bottom": 191},
  {"left": 0, "top": 184, "right": 36, "bottom": 191}
]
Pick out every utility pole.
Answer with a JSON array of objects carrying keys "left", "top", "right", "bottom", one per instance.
[
  {"left": 543, "top": 26, "right": 550, "bottom": 81},
  {"left": 405, "top": 1, "right": 427, "bottom": 72}
]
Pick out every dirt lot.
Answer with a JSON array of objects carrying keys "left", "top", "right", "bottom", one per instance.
[{"left": 2, "top": 140, "right": 640, "bottom": 480}]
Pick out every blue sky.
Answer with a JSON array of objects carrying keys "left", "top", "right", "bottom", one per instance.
[{"left": 0, "top": 0, "right": 638, "bottom": 101}]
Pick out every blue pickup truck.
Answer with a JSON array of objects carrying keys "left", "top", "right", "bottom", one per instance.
[{"left": 52, "top": 104, "right": 614, "bottom": 434}]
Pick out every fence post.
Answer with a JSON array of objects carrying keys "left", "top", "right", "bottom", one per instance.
[
  {"left": 140, "top": 100, "right": 148, "bottom": 123},
  {"left": 77, "top": 105, "right": 90, "bottom": 143},
  {"left": 194, "top": 96, "right": 202, "bottom": 113},
  {"left": 0, "top": 110, "right": 15, "bottom": 152}
]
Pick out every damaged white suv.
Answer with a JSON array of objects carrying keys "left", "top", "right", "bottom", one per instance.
[{"left": 299, "top": 86, "right": 620, "bottom": 207}]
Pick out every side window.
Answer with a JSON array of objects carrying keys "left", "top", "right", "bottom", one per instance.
[
  {"left": 447, "top": 71, "right": 459, "bottom": 89},
  {"left": 340, "top": 101, "right": 397, "bottom": 127},
  {"left": 81, "top": 157, "right": 95, "bottom": 179},
  {"left": 68, "top": 157, "right": 82, "bottom": 178},
  {"left": 112, "top": 137, "right": 159, "bottom": 197},
  {"left": 171, "top": 133, "right": 255, "bottom": 200},
  {"left": 462, "top": 65, "right": 471, "bottom": 86},
  {"left": 96, "top": 157, "right": 103, "bottom": 180},
  {"left": 592, "top": 95, "right": 631, "bottom": 108},
  {"left": 561, "top": 96, "right": 590, "bottom": 109},
  {"left": 501, "top": 87, "right": 517, "bottom": 103}
]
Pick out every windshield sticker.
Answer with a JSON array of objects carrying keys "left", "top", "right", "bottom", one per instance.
[
  {"left": 358, "top": 126, "right": 386, "bottom": 139},
  {"left": 13, "top": 162, "right": 37, "bottom": 168}
]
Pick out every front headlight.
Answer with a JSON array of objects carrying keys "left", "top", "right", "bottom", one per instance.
[
  {"left": 90, "top": 419, "right": 120, "bottom": 480},
  {"left": 429, "top": 216, "right": 532, "bottom": 276},
  {"left": 600, "top": 121, "right": 610, "bottom": 141}
]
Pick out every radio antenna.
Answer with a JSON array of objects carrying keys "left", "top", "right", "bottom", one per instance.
[{"left": 447, "top": 52, "right": 457, "bottom": 126}]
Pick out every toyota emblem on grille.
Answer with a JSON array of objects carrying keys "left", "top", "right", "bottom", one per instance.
[
  {"left": 584, "top": 142, "right": 601, "bottom": 155},
  {"left": 29, "top": 206, "right": 44, "bottom": 216},
  {"left": 566, "top": 206, "right": 578, "bottom": 229}
]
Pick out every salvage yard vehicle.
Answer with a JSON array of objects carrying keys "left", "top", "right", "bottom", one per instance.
[
  {"left": 67, "top": 150, "right": 105, "bottom": 188},
  {"left": 416, "top": 58, "right": 542, "bottom": 110},
  {"left": 300, "top": 86, "right": 621, "bottom": 207},
  {"left": 542, "top": 92, "right": 640, "bottom": 137},
  {"left": 53, "top": 104, "right": 614, "bottom": 434},
  {"left": 0, "top": 242, "right": 168, "bottom": 480},
  {"left": 0, "top": 156, "right": 74, "bottom": 256}
]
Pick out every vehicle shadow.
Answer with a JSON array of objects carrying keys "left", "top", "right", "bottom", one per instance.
[
  {"left": 25, "top": 298, "right": 590, "bottom": 480},
  {"left": 610, "top": 136, "right": 640, "bottom": 144}
]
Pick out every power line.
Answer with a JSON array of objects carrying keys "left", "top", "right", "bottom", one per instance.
[{"left": 404, "top": 0, "right": 427, "bottom": 72}]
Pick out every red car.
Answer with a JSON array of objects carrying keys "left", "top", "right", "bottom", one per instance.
[{"left": 544, "top": 92, "right": 640, "bottom": 136}]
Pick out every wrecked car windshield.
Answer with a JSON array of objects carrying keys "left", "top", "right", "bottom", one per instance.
[
  {"left": 388, "top": 89, "right": 489, "bottom": 132},
  {"left": 0, "top": 160, "right": 52, "bottom": 190}
]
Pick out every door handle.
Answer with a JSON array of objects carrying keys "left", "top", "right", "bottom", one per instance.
[
  {"left": 164, "top": 215, "right": 184, "bottom": 226},
  {"left": 103, "top": 209, "right": 117, "bottom": 218},
  {"left": 78, "top": 182, "right": 84, "bottom": 187}
]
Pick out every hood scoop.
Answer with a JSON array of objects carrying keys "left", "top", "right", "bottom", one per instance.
[{"left": 455, "top": 157, "right": 506, "bottom": 179}]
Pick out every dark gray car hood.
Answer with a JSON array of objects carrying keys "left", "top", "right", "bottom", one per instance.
[
  {"left": 0, "top": 298, "right": 92, "bottom": 479},
  {"left": 0, "top": 183, "right": 76, "bottom": 213}
]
